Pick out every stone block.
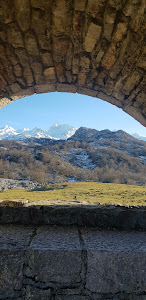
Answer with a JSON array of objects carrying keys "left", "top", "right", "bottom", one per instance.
[
  {"left": 10, "top": 87, "right": 35, "bottom": 101},
  {"left": 102, "top": 43, "right": 117, "bottom": 70},
  {"left": 86, "top": 0, "right": 106, "bottom": 20},
  {"left": 41, "top": 52, "right": 53, "bottom": 67},
  {"left": 43, "top": 67, "right": 56, "bottom": 82},
  {"left": 81, "top": 229, "right": 146, "bottom": 293},
  {"left": 84, "top": 23, "right": 102, "bottom": 52},
  {"left": 14, "top": 0, "right": 30, "bottom": 31},
  {"left": 26, "top": 227, "right": 82, "bottom": 287},
  {"left": 74, "top": 0, "right": 86, "bottom": 11},
  {"left": 55, "top": 63, "right": 66, "bottom": 82},
  {"left": 0, "top": 225, "right": 34, "bottom": 299},
  {"left": 23, "top": 66, "right": 34, "bottom": 86},
  {"left": 0, "top": 98, "right": 12, "bottom": 109},
  {"left": 57, "top": 83, "right": 77, "bottom": 93},
  {"left": 25, "top": 32, "right": 39, "bottom": 56},
  {"left": 35, "top": 84, "right": 56, "bottom": 94},
  {"left": 77, "top": 87, "right": 97, "bottom": 97},
  {"left": 25, "top": 286, "right": 51, "bottom": 300},
  {"left": 7, "top": 24, "right": 24, "bottom": 48},
  {"left": 77, "top": 72, "right": 87, "bottom": 86},
  {"left": 30, "top": 0, "right": 52, "bottom": 10}
]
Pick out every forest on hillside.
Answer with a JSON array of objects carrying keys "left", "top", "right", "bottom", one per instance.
[{"left": 0, "top": 139, "right": 145, "bottom": 186}]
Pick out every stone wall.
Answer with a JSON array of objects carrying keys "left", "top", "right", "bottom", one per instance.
[
  {"left": 0, "top": 225, "right": 146, "bottom": 300},
  {"left": 0, "top": 0, "right": 145, "bottom": 126}
]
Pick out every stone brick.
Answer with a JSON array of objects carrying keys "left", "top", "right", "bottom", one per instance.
[
  {"left": 35, "top": 83, "right": 56, "bottom": 94},
  {"left": 14, "top": 64, "right": 22, "bottom": 77},
  {"left": 0, "top": 74, "right": 7, "bottom": 90},
  {"left": 0, "top": 225, "right": 34, "bottom": 299},
  {"left": 25, "top": 32, "right": 39, "bottom": 56},
  {"left": 0, "top": 0, "right": 14, "bottom": 24},
  {"left": 84, "top": 23, "right": 102, "bottom": 52},
  {"left": 113, "top": 22, "right": 128, "bottom": 42},
  {"left": 77, "top": 72, "right": 87, "bottom": 85},
  {"left": 103, "top": 6, "right": 116, "bottom": 40},
  {"left": 55, "top": 63, "right": 66, "bottom": 82},
  {"left": 82, "top": 229, "right": 146, "bottom": 293},
  {"left": 25, "top": 286, "right": 51, "bottom": 300},
  {"left": 10, "top": 87, "right": 35, "bottom": 101},
  {"left": 41, "top": 52, "right": 53, "bottom": 67},
  {"left": 26, "top": 227, "right": 82, "bottom": 286},
  {"left": 77, "top": 87, "right": 97, "bottom": 97},
  {"left": 30, "top": 0, "right": 52, "bottom": 10},
  {"left": 73, "top": 11, "right": 84, "bottom": 36},
  {"left": 31, "top": 61, "right": 43, "bottom": 84},
  {"left": 53, "top": 37, "right": 70, "bottom": 63},
  {"left": 10, "top": 83, "right": 22, "bottom": 93},
  {"left": 66, "top": 70, "right": 73, "bottom": 83},
  {"left": 43, "top": 67, "right": 56, "bottom": 82},
  {"left": 72, "top": 57, "right": 80, "bottom": 74},
  {"left": 102, "top": 43, "right": 117, "bottom": 70},
  {"left": 31, "top": 9, "right": 51, "bottom": 51},
  {"left": 80, "top": 56, "right": 90, "bottom": 70},
  {"left": 14, "top": 0, "right": 30, "bottom": 31},
  {"left": 57, "top": 83, "right": 77, "bottom": 93},
  {"left": 86, "top": 0, "right": 106, "bottom": 21},
  {"left": 52, "top": 0, "right": 71, "bottom": 36},
  {"left": 23, "top": 66, "right": 34, "bottom": 86},
  {"left": 7, "top": 24, "right": 24, "bottom": 48},
  {"left": 0, "top": 98, "right": 11, "bottom": 109},
  {"left": 74, "top": 0, "right": 86, "bottom": 11},
  {"left": 122, "top": 71, "right": 142, "bottom": 95},
  {"left": 95, "top": 50, "right": 104, "bottom": 65}
]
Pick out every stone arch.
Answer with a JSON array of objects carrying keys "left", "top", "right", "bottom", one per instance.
[{"left": 0, "top": 0, "right": 145, "bottom": 126}]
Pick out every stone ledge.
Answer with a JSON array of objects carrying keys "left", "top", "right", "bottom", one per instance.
[
  {"left": 0, "top": 205, "right": 146, "bottom": 230},
  {"left": 0, "top": 225, "right": 146, "bottom": 299}
]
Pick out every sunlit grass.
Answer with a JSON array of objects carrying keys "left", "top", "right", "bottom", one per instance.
[{"left": 0, "top": 182, "right": 146, "bottom": 207}]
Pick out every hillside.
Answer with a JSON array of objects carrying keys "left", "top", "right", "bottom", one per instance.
[{"left": 0, "top": 127, "right": 145, "bottom": 187}]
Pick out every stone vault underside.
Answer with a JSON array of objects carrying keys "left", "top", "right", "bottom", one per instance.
[{"left": 0, "top": 0, "right": 145, "bottom": 126}]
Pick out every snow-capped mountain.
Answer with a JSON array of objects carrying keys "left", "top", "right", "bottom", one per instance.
[
  {"left": 132, "top": 133, "right": 146, "bottom": 142},
  {"left": 47, "top": 123, "right": 76, "bottom": 139},
  {"left": 0, "top": 125, "right": 20, "bottom": 140},
  {"left": 0, "top": 124, "right": 77, "bottom": 141}
]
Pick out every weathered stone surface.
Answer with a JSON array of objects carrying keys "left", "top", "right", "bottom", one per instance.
[
  {"left": 14, "top": 0, "right": 30, "bottom": 31},
  {"left": 0, "top": 225, "right": 146, "bottom": 299},
  {"left": 7, "top": 24, "right": 24, "bottom": 48},
  {"left": 25, "top": 227, "right": 82, "bottom": 286},
  {"left": 43, "top": 67, "right": 56, "bottom": 83},
  {"left": 25, "top": 32, "right": 39, "bottom": 56},
  {"left": 0, "top": 0, "right": 145, "bottom": 126},
  {"left": 82, "top": 229, "right": 146, "bottom": 293},
  {"left": 0, "top": 225, "right": 34, "bottom": 299},
  {"left": 84, "top": 23, "right": 102, "bottom": 52},
  {"left": 25, "top": 286, "right": 51, "bottom": 300}
]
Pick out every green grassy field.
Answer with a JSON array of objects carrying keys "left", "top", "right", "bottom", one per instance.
[{"left": 0, "top": 182, "right": 146, "bottom": 207}]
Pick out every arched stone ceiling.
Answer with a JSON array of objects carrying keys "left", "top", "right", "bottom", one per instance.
[{"left": 0, "top": 0, "right": 145, "bottom": 126}]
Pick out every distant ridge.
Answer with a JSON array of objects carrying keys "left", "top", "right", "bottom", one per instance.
[{"left": 0, "top": 124, "right": 146, "bottom": 142}]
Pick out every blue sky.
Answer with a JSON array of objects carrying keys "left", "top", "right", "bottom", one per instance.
[{"left": 0, "top": 92, "right": 146, "bottom": 136}]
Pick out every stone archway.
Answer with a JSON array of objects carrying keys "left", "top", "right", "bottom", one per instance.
[{"left": 0, "top": 0, "right": 145, "bottom": 126}]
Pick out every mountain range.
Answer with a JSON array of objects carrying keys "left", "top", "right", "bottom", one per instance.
[
  {"left": 0, "top": 126, "right": 145, "bottom": 187},
  {"left": 0, "top": 124, "right": 76, "bottom": 141},
  {"left": 0, "top": 124, "right": 146, "bottom": 141}
]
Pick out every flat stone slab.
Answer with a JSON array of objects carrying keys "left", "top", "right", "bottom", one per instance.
[
  {"left": 81, "top": 229, "right": 146, "bottom": 293},
  {"left": 0, "top": 204, "right": 146, "bottom": 230}
]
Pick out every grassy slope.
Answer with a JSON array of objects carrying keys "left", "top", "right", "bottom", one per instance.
[{"left": 0, "top": 182, "right": 146, "bottom": 206}]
